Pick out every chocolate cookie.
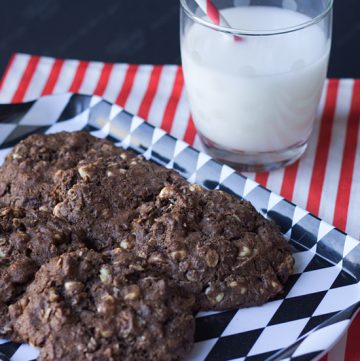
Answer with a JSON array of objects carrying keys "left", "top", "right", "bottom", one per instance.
[
  {"left": 53, "top": 156, "right": 183, "bottom": 250},
  {"left": 132, "top": 183, "right": 294, "bottom": 310},
  {"left": 10, "top": 249, "right": 195, "bottom": 361},
  {"left": 52, "top": 156, "right": 293, "bottom": 310},
  {"left": 0, "top": 207, "right": 85, "bottom": 339},
  {"left": 0, "top": 131, "right": 134, "bottom": 211}
]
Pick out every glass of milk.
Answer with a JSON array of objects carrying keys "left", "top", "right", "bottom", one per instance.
[{"left": 180, "top": 0, "right": 333, "bottom": 171}]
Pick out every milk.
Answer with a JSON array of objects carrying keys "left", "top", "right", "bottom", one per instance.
[{"left": 181, "top": 6, "right": 330, "bottom": 153}]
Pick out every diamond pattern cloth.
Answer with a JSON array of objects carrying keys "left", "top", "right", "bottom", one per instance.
[{"left": 0, "top": 94, "right": 359, "bottom": 361}]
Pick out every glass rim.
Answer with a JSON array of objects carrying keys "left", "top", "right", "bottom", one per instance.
[{"left": 179, "top": 0, "right": 333, "bottom": 36}]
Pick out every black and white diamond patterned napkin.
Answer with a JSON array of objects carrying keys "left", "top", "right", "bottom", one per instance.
[{"left": 0, "top": 93, "right": 359, "bottom": 361}]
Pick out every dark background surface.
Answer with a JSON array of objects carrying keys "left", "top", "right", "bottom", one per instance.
[{"left": 0, "top": 0, "right": 359, "bottom": 77}]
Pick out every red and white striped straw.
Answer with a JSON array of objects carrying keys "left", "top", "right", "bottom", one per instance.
[
  {"left": 194, "top": 0, "right": 242, "bottom": 40},
  {"left": 194, "top": 0, "right": 233, "bottom": 28}
]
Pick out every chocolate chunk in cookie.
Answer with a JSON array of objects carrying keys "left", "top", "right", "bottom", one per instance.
[
  {"left": 0, "top": 207, "right": 85, "bottom": 339},
  {"left": 10, "top": 249, "right": 195, "bottom": 361}
]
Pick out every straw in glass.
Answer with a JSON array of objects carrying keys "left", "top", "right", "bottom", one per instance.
[{"left": 194, "top": 0, "right": 242, "bottom": 41}]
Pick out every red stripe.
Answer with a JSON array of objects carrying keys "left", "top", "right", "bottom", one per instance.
[
  {"left": 206, "top": 0, "right": 220, "bottom": 25},
  {"left": 280, "top": 161, "right": 300, "bottom": 201},
  {"left": 183, "top": 115, "right": 197, "bottom": 145},
  {"left": 69, "top": 61, "right": 89, "bottom": 93},
  {"left": 0, "top": 53, "right": 16, "bottom": 92},
  {"left": 115, "top": 64, "right": 139, "bottom": 107},
  {"left": 333, "top": 80, "right": 360, "bottom": 231},
  {"left": 94, "top": 63, "right": 113, "bottom": 96},
  {"left": 306, "top": 80, "right": 339, "bottom": 216},
  {"left": 255, "top": 173, "right": 270, "bottom": 188},
  {"left": 160, "top": 67, "right": 184, "bottom": 133},
  {"left": 11, "top": 55, "right": 40, "bottom": 103},
  {"left": 138, "top": 65, "right": 163, "bottom": 120},
  {"left": 318, "top": 355, "right": 328, "bottom": 361},
  {"left": 41, "top": 59, "right": 65, "bottom": 96},
  {"left": 345, "top": 313, "right": 360, "bottom": 361}
]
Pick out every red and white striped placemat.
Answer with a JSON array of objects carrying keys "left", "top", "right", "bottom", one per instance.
[{"left": 0, "top": 53, "right": 359, "bottom": 361}]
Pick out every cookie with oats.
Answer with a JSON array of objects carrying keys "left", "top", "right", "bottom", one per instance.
[
  {"left": 52, "top": 155, "right": 183, "bottom": 251},
  {"left": 0, "top": 131, "right": 133, "bottom": 211},
  {"left": 10, "top": 249, "right": 195, "bottom": 361},
  {"left": 52, "top": 155, "right": 293, "bottom": 310},
  {"left": 0, "top": 206, "right": 85, "bottom": 339},
  {"left": 131, "top": 183, "right": 294, "bottom": 310}
]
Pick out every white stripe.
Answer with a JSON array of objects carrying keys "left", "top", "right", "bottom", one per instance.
[
  {"left": 319, "top": 80, "right": 353, "bottom": 228},
  {"left": 339, "top": 79, "right": 360, "bottom": 239},
  {"left": 345, "top": 82, "right": 360, "bottom": 239},
  {"left": 147, "top": 65, "right": 178, "bottom": 128},
  {"left": 327, "top": 330, "right": 348, "bottom": 361},
  {"left": 291, "top": 82, "right": 328, "bottom": 210},
  {"left": 79, "top": 61, "right": 103, "bottom": 95},
  {"left": 101, "top": 64, "right": 128, "bottom": 103},
  {"left": 169, "top": 87, "right": 191, "bottom": 140},
  {"left": 0, "top": 54, "right": 30, "bottom": 102},
  {"left": 52, "top": 59, "right": 79, "bottom": 93},
  {"left": 266, "top": 167, "right": 285, "bottom": 195},
  {"left": 124, "top": 65, "right": 152, "bottom": 115},
  {"left": 23, "top": 56, "right": 54, "bottom": 101}
]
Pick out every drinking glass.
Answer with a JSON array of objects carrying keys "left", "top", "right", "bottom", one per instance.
[{"left": 180, "top": 0, "right": 333, "bottom": 171}]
